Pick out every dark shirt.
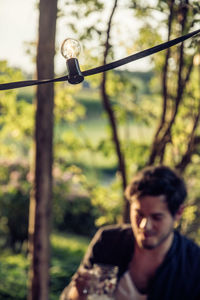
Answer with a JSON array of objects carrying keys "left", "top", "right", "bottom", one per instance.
[{"left": 80, "top": 224, "right": 200, "bottom": 300}]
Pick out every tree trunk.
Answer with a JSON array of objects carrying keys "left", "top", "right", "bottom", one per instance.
[{"left": 28, "top": 0, "right": 57, "bottom": 299}]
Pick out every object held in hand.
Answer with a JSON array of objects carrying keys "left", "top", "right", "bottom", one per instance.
[{"left": 86, "top": 264, "right": 119, "bottom": 300}]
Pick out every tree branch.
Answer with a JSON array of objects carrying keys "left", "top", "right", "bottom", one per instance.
[
  {"left": 148, "top": 0, "right": 189, "bottom": 165},
  {"left": 148, "top": 0, "right": 175, "bottom": 165},
  {"left": 100, "top": 0, "right": 129, "bottom": 222}
]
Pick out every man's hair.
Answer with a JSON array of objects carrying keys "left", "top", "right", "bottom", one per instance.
[{"left": 125, "top": 165, "right": 187, "bottom": 216}]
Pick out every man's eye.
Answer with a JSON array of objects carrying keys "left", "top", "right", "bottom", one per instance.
[
  {"left": 136, "top": 212, "right": 141, "bottom": 216},
  {"left": 136, "top": 212, "right": 144, "bottom": 219},
  {"left": 152, "top": 215, "right": 163, "bottom": 221}
]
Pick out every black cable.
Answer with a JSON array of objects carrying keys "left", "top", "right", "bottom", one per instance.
[
  {"left": 0, "top": 76, "right": 68, "bottom": 91},
  {"left": 0, "top": 29, "right": 200, "bottom": 91},
  {"left": 82, "top": 28, "right": 200, "bottom": 77}
]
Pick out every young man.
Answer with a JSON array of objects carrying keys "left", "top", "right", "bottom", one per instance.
[{"left": 60, "top": 165, "right": 200, "bottom": 300}]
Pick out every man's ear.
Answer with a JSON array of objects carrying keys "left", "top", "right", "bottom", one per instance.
[{"left": 174, "top": 204, "right": 185, "bottom": 221}]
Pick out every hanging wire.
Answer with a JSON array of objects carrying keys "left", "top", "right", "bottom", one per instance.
[{"left": 0, "top": 28, "right": 200, "bottom": 91}]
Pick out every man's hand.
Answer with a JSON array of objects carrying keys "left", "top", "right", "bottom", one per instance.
[{"left": 65, "top": 267, "right": 95, "bottom": 300}]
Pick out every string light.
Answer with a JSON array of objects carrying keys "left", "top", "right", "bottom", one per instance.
[
  {"left": 0, "top": 29, "right": 200, "bottom": 90},
  {"left": 61, "top": 38, "right": 84, "bottom": 84}
]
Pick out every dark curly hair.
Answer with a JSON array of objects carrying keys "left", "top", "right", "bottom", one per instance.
[{"left": 125, "top": 165, "right": 187, "bottom": 216}]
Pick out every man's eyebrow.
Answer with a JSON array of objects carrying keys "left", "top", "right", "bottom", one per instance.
[
  {"left": 133, "top": 209, "right": 164, "bottom": 217},
  {"left": 134, "top": 209, "right": 144, "bottom": 215},
  {"left": 152, "top": 213, "right": 164, "bottom": 217}
]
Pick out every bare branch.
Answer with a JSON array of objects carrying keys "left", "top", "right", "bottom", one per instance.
[{"left": 100, "top": 0, "right": 129, "bottom": 222}]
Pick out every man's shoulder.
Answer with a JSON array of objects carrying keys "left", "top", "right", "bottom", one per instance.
[
  {"left": 92, "top": 223, "right": 133, "bottom": 245},
  {"left": 175, "top": 231, "right": 200, "bottom": 259},
  {"left": 98, "top": 223, "right": 132, "bottom": 232},
  {"left": 175, "top": 231, "right": 200, "bottom": 291},
  {"left": 96, "top": 223, "right": 133, "bottom": 238},
  {"left": 177, "top": 231, "right": 200, "bottom": 248},
  {"left": 82, "top": 224, "right": 133, "bottom": 267}
]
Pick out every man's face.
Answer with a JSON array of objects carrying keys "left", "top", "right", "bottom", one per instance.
[{"left": 130, "top": 195, "right": 180, "bottom": 250}]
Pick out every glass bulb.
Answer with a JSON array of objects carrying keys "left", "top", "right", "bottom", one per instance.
[
  {"left": 61, "top": 38, "right": 81, "bottom": 60},
  {"left": 193, "top": 53, "right": 200, "bottom": 66}
]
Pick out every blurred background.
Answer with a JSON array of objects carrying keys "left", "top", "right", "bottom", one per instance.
[{"left": 0, "top": 0, "right": 200, "bottom": 299}]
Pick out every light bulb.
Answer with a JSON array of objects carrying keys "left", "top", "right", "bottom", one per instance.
[
  {"left": 193, "top": 53, "right": 200, "bottom": 66},
  {"left": 61, "top": 38, "right": 81, "bottom": 60},
  {"left": 61, "top": 38, "right": 84, "bottom": 85}
]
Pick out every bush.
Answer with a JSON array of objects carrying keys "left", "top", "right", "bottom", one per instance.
[
  {"left": 52, "top": 165, "right": 99, "bottom": 236},
  {"left": 54, "top": 195, "right": 98, "bottom": 236},
  {"left": 0, "top": 160, "right": 30, "bottom": 251},
  {"left": 0, "top": 160, "right": 121, "bottom": 249}
]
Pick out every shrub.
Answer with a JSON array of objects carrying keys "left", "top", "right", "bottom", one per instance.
[{"left": 0, "top": 160, "right": 30, "bottom": 251}]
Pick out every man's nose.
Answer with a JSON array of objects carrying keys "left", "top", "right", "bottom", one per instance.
[{"left": 139, "top": 218, "right": 152, "bottom": 230}]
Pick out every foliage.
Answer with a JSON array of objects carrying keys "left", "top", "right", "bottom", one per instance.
[
  {"left": 61, "top": 0, "right": 200, "bottom": 231},
  {"left": 132, "top": 0, "right": 200, "bottom": 166},
  {"left": 0, "top": 159, "right": 97, "bottom": 247},
  {"left": 0, "top": 160, "right": 30, "bottom": 251},
  {"left": 55, "top": 84, "right": 86, "bottom": 123},
  {"left": 0, "top": 232, "right": 90, "bottom": 300},
  {"left": 52, "top": 164, "right": 99, "bottom": 236},
  {"left": 0, "top": 61, "right": 34, "bottom": 158},
  {"left": 0, "top": 250, "right": 29, "bottom": 300},
  {"left": 50, "top": 232, "right": 89, "bottom": 299},
  {"left": 91, "top": 177, "right": 124, "bottom": 226},
  {"left": 1, "top": 0, "right": 200, "bottom": 256},
  {"left": 1, "top": 2, "right": 200, "bottom": 300},
  {"left": 179, "top": 165, "right": 200, "bottom": 242}
]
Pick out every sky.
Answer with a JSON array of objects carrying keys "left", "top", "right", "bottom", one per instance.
[
  {"left": 0, "top": 0, "right": 153, "bottom": 77},
  {"left": 0, "top": 0, "right": 74, "bottom": 75},
  {"left": 0, "top": 0, "right": 38, "bottom": 74}
]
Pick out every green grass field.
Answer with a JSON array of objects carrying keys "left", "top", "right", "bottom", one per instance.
[{"left": 0, "top": 232, "right": 90, "bottom": 300}]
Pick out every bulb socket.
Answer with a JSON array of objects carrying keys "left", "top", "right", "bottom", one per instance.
[{"left": 66, "top": 58, "right": 84, "bottom": 84}]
